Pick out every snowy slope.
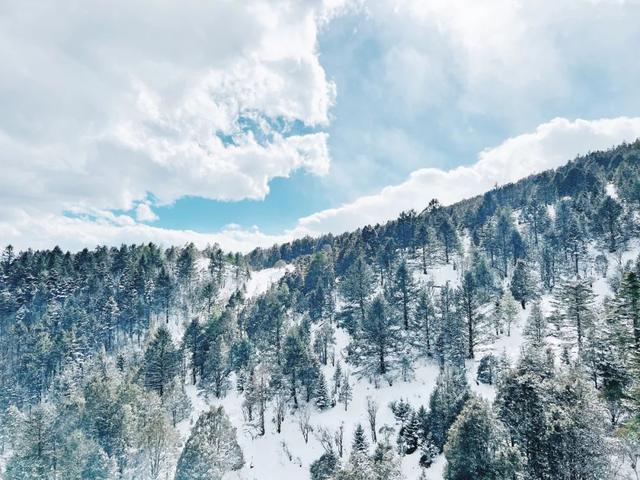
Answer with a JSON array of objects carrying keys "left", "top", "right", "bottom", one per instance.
[{"left": 172, "top": 235, "right": 640, "bottom": 480}]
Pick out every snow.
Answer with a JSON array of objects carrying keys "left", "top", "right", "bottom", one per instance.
[
  {"left": 606, "top": 182, "right": 619, "bottom": 200},
  {"left": 244, "top": 265, "right": 294, "bottom": 300},
  {"left": 164, "top": 234, "right": 640, "bottom": 480},
  {"left": 547, "top": 204, "right": 556, "bottom": 220},
  {"left": 127, "top": 233, "right": 640, "bottom": 479},
  {"left": 162, "top": 263, "right": 293, "bottom": 345}
]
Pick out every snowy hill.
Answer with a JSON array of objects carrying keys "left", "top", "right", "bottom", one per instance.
[{"left": 3, "top": 143, "right": 640, "bottom": 480}]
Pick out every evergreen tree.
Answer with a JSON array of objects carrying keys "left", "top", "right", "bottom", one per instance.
[
  {"left": 415, "top": 222, "right": 434, "bottom": 274},
  {"left": 499, "top": 290, "right": 520, "bottom": 337},
  {"left": 310, "top": 452, "right": 339, "bottom": 480},
  {"left": 283, "top": 326, "right": 311, "bottom": 408},
  {"left": 315, "top": 374, "right": 331, "bottom": 410},
  {"left": 427, "top": 367, "right": 470, "bottom": 450},
  {"left": 338, "top": 371, "right": 352, "bottom": 411},
  {"left": 183, "top": 318, "right": 205, "bottom": 385},
  {"left": 552, "top": 278, "right": 595, "bottom": 355},
  {"left": 155, "top": 266, "right": 176, "bottom": 324},
  {"left": 594, "top": 195, "right": 623, "bottom": 252},
  {"left": 511, "top": 260, "right": 535, "bottom": 309},
  {"left": 434, "top": 285, "right": 466, "bottom": 368},
  {"left": 144, "top": 326, "right": 180, "bottom": 398},
  {"left": 436, "top": 214, "right": 460, "bottom": 264},
  {"left": 457, "top": 271, "right": 485, "bottom": 359},
  {"left": 175, "top": 407, "right": 244, "bottom": 480},
  {"left": 444, "top": 396, "right": 522, "bottom": 480},
  {"left": 355, "top": 295, "right": 400, "bottom": 377},
  {"left": 352, "top": 423, "right": 369, "bottom": 454},
  {"left": 614, "top": 270, "right": 640, "bottom": 353},
  {"left": 313, "top": 321, "right": 336, "bottom": 366},
  {"left": 386, "top": 260, "right": 418, "bottom": 329},
  {"left": 414, "top": 288, "right": 435, "bottom": 357},
  {"left": 524, "top": 301, "right": 547, "bottom": 346},
  {"left": 340, "top": 254, "right": 375, "bottom": 324},
  {"left": 476, "top": 354, "right": 499, "bottom": 385}
]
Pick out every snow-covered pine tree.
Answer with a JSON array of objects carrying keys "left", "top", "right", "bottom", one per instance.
[{"left": 175, "top": 406, "right": 244, "bottom": 480}]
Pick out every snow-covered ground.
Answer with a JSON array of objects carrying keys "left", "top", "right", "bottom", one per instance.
[{"left": 140, "top": 235, "right": 640, "bottom": 480}]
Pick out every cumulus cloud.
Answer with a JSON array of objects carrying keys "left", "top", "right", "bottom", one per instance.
[
  {"left": 292, "top": 117, "right": 640, "bottom": 236},
  {"left": 3, "top": 117, "right": 638, "bottom": 253},
  {"left": 0, "top": 0, "right": 335, "bottom": 218},
  {"left": 0, "top": 211, "right": 289, "bottom": 253},
  {"left": 321, "top": 0, "right": 640, "bottom": 195},
  {"left": 135, "top": 203, "right": 159, "bottom": 223},
  {"left": 3, "top": 1, "right": 640, "bottom": 254}
]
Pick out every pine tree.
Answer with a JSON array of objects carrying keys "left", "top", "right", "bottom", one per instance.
[
  {"left": 386, "top": 260, "right": 418, "bottom": 329},
  {"left": 444, "top": 396, "right": 522, "bottom": 480},
  {"left": 524, "top": 301, "right": 547, "bottom": 346},
  {"left": 183, "top": 318, "right": 205, "bottom": 385},
  {"left": 144, "top": 326, "right": 180, "bottom": 398},
  {"left": 201, "top": 338, "right": 230, "bottom": 399},
  {"left": 434, "top": 285, "right": 466, "bottom": 369},
  {"left": 457, "top": 271, "right": 485, "bottom": 359},
  {"left": 415, "top": 222, "right": 434, "bottom": 274},
  {"left": 552, "top": 277, "right": 595, "bottom": 355},
  {"left": 310, "top": 452, "right": 339, "bottom": 480},
  {"left": 175, "top": 407, "right": 244, "bottom": 480},
  {"left": 155, "top": 266, "right": 176, "bottom": 324},
  {"left": 315, "top": 374, "right": 331, "bottom": 410},
  {"left": 414, "top": 288, "right": 435, "bottom": 357},
  {"left": 594, "top": 195, "right": 623, "bottom": 252},
  {"left": 476, "top": 353, "right": 499, "bottom": 385},
  {"left": 495, "top": 349, "right": 551, "bottom": 479},
  {"left": 352, "top": 423, "right": 369, "bottom": 454},
  {"left": 313, "top": 321, "right": 336, "bottom": 366},
  {"left": 427, "top": 367, "right": 470, "bottom": 450},
  {"left": 614, "top": 270, "right": 640, "bottom": 353},
  {"left": 340, "top": 255, "right": 375, "bottom": 323},
  {"left": 355, "top": 295, "right": 400, "bottom": 377},
  {"left": 338, "top": 371, "right": 352, "bottom": 411},
  {"left": 283, "top": 326, "right": 312, "bottom": 408},
  {"left": 436, "top": 214, "right": 460, "bottom": 264},
  {"left": 500, "top": 290, "right": 520, "bottom": 337},
  {"left": 511, "top": 260, "right": 534, "bottom": 309},
  {"left": 332, "top": 361, "right": 343, "bottom": 398}
]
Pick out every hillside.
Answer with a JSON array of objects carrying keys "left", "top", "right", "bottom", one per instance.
[{"left": 2, "top": 141, "right": 640, "bottom": 479}]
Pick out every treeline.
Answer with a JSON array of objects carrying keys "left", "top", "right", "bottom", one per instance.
[{"left": 246, "top": 140, "right": 640, "bottom": 271}]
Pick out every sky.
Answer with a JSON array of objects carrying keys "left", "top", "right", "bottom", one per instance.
[{"left": 2, "top": 0, "right": 640, "bottom": 253}]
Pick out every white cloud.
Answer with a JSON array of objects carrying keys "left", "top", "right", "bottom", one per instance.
[
  {"left": 0, "top": 0, "right": 335, "bottom": 218},
  {"left": 3, "top": 1, "right": 640, "bottom": 254},
  {"left": 135, "top": 203, "right": 159, "bottom": 223},
  {"left": 291, "top": 117, "right": 640, "bottom": 236},
  {"left": 0, "top": 211, "right": 289, "bottom": 253},
  {"left": 3, "top": 117, "right": 638, "bottom": 253}
]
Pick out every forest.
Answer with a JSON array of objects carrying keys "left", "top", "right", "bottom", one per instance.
[{"left": 2, "top": 140, "right": 640, "bottom": 479}]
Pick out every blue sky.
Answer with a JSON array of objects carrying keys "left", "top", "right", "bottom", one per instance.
[
  {"left": 2, "top": 0, "right": 640, "bottom": 251},
  {"left": 152, "top": 1, "right": 640, "bottom": 236}
]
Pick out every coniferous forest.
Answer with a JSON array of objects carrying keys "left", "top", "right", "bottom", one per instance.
[{"left": 2, "top": 141, "right": 640, "bottom": 479}]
